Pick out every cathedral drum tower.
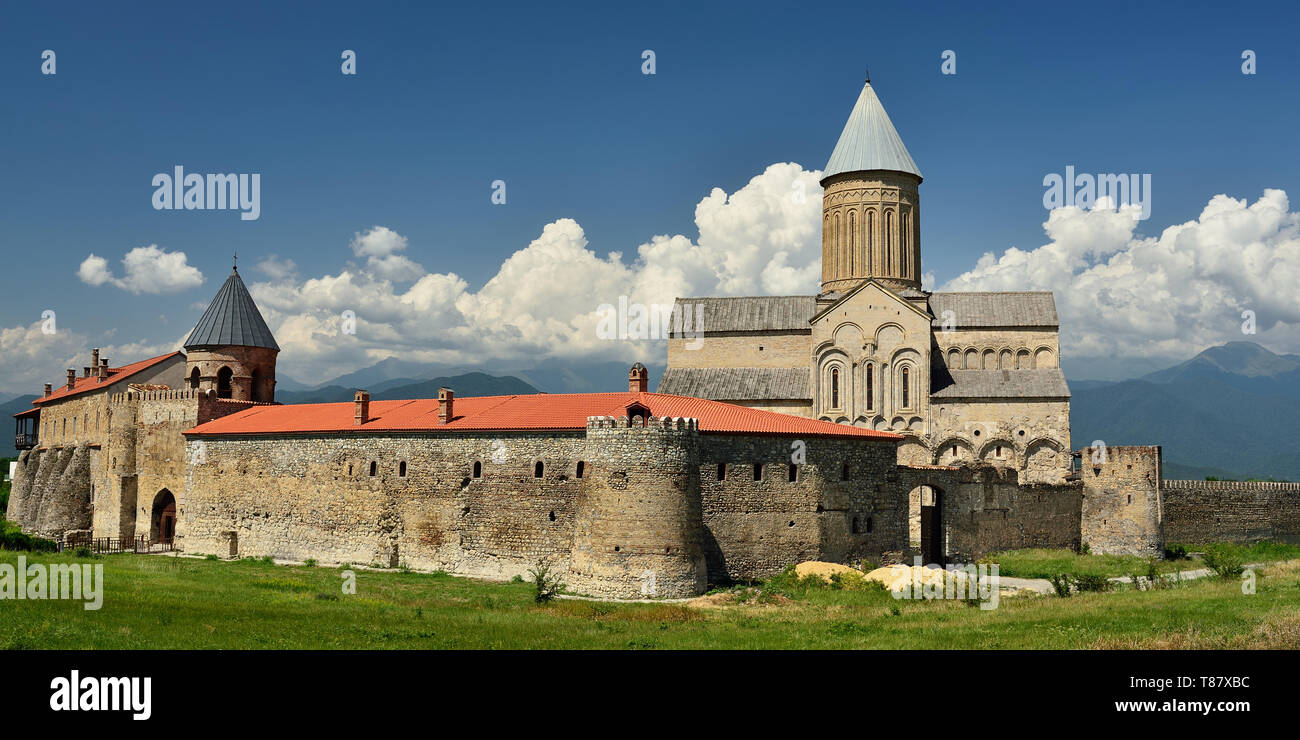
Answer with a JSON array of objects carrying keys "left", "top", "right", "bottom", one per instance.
[{"left": 820, "top": 75, "right": 923, "bottom": 295}]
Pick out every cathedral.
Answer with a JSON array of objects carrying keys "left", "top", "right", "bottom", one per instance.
[{"left": 659, "top": 78, "right": 1072, "bottom": 483}]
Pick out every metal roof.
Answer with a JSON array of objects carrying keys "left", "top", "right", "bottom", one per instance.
[
  {"left": 656, "top": 367, "right": 811, "bottom": 401},
  {"left": 823, "top": 81, "right": 921, "bottom": 180},
  {"left": 668, "top": 296, "right": 817, "bottom": 336},
  {"left": 928, "top": 292, "right": 1059, "bottom": 328},
  {"left": 930, "top": 369, "right": 1071, "bottom": 400},
  {"left": 184, "top": 268, "right": 280, "bottom": 351}
]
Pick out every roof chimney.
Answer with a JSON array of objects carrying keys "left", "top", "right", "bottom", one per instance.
[
  {"left": 354, "top": 390, "right": 370, "bottom": 425},
  {"left": 91, "top": 348, "right": 99, "bottom": 370},
  {"left": 43, "top": 383, "right": 52, "bottom": 397},
  {"left": 628, "top": 362, "right": 648, "bottom": 393},
  {"left": 66, "top": 368, "right": 76, "bottom": 390},
  {"left": 438, "top": 387, "right": 454, "bottom": 424},
  {"left": 83, "top": 366, "right": 91, "bottom": 378},
  {"left": 98, "top": 359, "right": 108, "bottom": 380}
]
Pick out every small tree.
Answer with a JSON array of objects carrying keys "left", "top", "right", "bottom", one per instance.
[{"left": 529, "top": 559, "right": 566, "bottom": 603}]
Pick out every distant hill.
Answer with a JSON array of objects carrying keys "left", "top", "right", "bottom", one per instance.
[
  {"left": 275, "top": 372, "right": 538, "bottom": 405},
  {"left": 278, "top": 357, "right": 665, "bottom": 397},
  {"left": 1071, "top": 342, "right": 1300, "bottom": 481}
]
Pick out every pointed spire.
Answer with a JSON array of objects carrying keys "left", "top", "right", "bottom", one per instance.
[
  {"left": 184, "top": 267, "right": 280, "bottom": 351},
  {"left": 823, "top": 78, "right": 921, "bottom": 180}
]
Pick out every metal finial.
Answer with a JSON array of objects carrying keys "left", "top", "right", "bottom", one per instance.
[
  {"left": 233, "top": 252, "right": 238, "bottom": 271},
  {"left": 865, "top": 67, "right": 870, "bottom": 84}
]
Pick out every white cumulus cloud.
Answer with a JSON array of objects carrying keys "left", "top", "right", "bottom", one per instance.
[
  {"left": 942, "top": 190, "right": 1300, "bottom": 377},
  {"left": 77, "top": 245, "right": 204, "bottom": 294}
]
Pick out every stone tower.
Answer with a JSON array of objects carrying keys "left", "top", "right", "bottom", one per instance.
[
  {"left": 569, "top": 412, "right": 707, "bottom": 599},
  {"left": 183, "top": 263, "right": 280, "bottom": 402},
  {"left": 820, "top": 76, "right": 924, "bottom": 295}
]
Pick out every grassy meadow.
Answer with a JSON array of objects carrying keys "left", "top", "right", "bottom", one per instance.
[{"left": 2, "top": 547, "right": 1298, "bottom": 649}]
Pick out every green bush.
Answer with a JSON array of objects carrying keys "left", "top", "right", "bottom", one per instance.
[
  {"left": 0, "top": 519, "right": 57, "bottom": 552},
  {"left": 1048, "top": 573, "right": 1073, "bottom": 597},
  {"left": 1202, "top": 545, "right": 1245, "bottom": 580},
  {"left": 1163, "top": 544, "right": 1189, "bottom": 560},
  {"left": 1074, "top": 574, "right": 1111, "bottom": 592}
]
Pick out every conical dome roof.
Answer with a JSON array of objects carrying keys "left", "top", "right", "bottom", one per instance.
[
  {"left": 184, "top": 267, "right": 280, "bottom": 351},
  {"left": 823, "top": 80, "right": 921, "bottom": 180}
]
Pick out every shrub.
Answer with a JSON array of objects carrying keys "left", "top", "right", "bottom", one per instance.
[
  {"left": 1074, "top": 574, "right": 1110, "bottom": 592},
  {"left": 303, "top": 558, "right": 318, "bottom": 567},
  {"left": 260, "top": 556, "right": 275, "bottom": 565},
  {"left": 829, "top": 570, "right": 868, "bottom": 591},
  {"left": 1164, "top": 544, "right": 1189, "bottom": 560},
  {"left": 528, "top": 560, "right": 565, "bottom": 603},
  {"left": 1202, "top": 545, "right": 1245, "bottom": 580},
  {"left": 0, "top": 523, "right": 57, "bottom": 553},
  {"left": 1048, "top": 573, "right": 1073, "bottom": 597},
  {"left": 73, "top": 546, "right": 94, "bottom": 559},
  {"left": 205, "top": 554, "right": 219, "bottom": 561},
  {"left": 1079, "top": 542, "right": 1091, "bottom": 555}
]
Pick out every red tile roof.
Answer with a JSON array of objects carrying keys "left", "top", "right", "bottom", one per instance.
[
  {"left": 27, "top": 352, "right": 183, "bottom": 408},
  {"left": 185, "top": 391, "right": 902, "bottom": 441}
]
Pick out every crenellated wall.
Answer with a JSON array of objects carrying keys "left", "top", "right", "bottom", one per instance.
[{"left": 1161, "top": 479, "right": 1300, "bottom": 546}]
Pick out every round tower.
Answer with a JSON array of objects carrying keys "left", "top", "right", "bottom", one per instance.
[
  {"left": 569, "top": 411, "right": 707, "bottom": 599},
  {"left": 820, "top": 76, "right": 924, "bottom": 294},
  {"left": 183, "top": 263, "right": 280, "bottom": 402}
]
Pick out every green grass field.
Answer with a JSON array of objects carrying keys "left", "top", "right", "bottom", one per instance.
[
  {"left": 982, "top": 541, "right": 1300, "bottom": 579},
  {"left": 3, "top": 550, "right": 1298, "bottom": 649}
]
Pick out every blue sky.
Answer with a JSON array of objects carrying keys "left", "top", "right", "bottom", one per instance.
[{"left": 2, "top": 0, "right": 1299, "bottom": 391}]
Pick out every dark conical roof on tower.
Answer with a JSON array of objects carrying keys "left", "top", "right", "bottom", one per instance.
[{"left": 184, "top": 266, "right": 280, "bottom": 351}]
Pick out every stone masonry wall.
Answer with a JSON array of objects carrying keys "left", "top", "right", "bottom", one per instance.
[
  {"left": 1161, "top": 480, "right": 1300, "bottom": 546},
  {"left": 1079, "top": 445, "right": 1163, "bottom": 556},
  {"left": 698, "top": 433, "right": 903, "bottom": 582}
]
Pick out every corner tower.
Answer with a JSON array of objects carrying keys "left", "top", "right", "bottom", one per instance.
[
  {"left": 820, "top": 76, "right": 923, "bottom": 295},
  {"left": 183, "top": 263, "right": 280, "bottom": 402}
]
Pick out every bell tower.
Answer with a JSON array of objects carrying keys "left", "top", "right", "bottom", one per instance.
[
  {"left": 183, "top": 261, "right": 280, "bottom": 402},
  {"left": 820, "top": 75, "right": 924, "bottom": 295}
]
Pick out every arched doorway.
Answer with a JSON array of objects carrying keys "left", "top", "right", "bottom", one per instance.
[
  {"left": 189, "top": 367, "right": 201, "bottom": 390},
  {"left": 909, "top": 484, "right": 945, "bottom": 565},
  {"left": 151, "top": 489, "right": 176, "bottom": 545},
  {"left": 216, "top": 366, "right": 233, "bottom": 399}
]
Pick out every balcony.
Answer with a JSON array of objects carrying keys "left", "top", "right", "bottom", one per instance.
[{"left": 15, "top": 432, "right": 37, "bottom": 450}]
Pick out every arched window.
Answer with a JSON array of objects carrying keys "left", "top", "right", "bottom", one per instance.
[
  {"left": 851, "top": 517, "right": 860, "bottom": 534},
  {"left": 901, "top": 366, "right": 911, "bottom": 409},
  {"left": 189, "top": 367, "right": 200, "bottom": 389},
  {"left": 717, "top": 463, "right": 726, "bottom": 481},
  {"left": 833, "top": 213, "right": 841, "bottom": 275},
  {"left": 576, "top": 461, "right": 585, "bottom": 479},
  {"left": 867, "top": 210, "right": 875, "bottom": 271},
  {"left": 472, "top": 461, "right": 482, "bottom": 478},
  {"left": 886, "top": 210, "right": 895, "bottom": 272},
  {"left": 901, "top": 211, "right": 910, "bottom": 275},
  {"left": 250, "top": 367, "right": 262, "bottom": 402},
  {"left": 216, "top": 366, "right": 233, "bottom": 399},
  {"left": 398, "top": 461, "right": 407, "bottom": 477},
  {"left": 831, "top": 367, "right": 840, "bottom": 408},
  {"left": 848, "top": 211, "right": 856, "bottom": 273},
  {"left": 864, "top": 363, "right": 874, "bottom": 411},
  {"left": 534, "top": 461, "right": 544, "bottom": 478},
  {"left": 841, "top": 463, "right": 851, "bottom": 482},
  {"left": 753, "top": 463, "right": 764, "bottom": 481},
  {"left": 788, "top": 464, "right": 798, "bottom": 482},
  {"left": 369, "top": 461, "right": 377, "bottom": 476}
]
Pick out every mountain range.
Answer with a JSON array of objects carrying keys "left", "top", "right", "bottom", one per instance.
[{"left": 1070, "top": 342, "right": 1300, "bottom": 481}]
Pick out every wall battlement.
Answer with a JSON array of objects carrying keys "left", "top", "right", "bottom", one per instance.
[
  {"left": 1163, "top": 479, "right": 1300, "bottom": 492},
  {"left": 585, "top": 415, "right": 699, "bottom": 432}
]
